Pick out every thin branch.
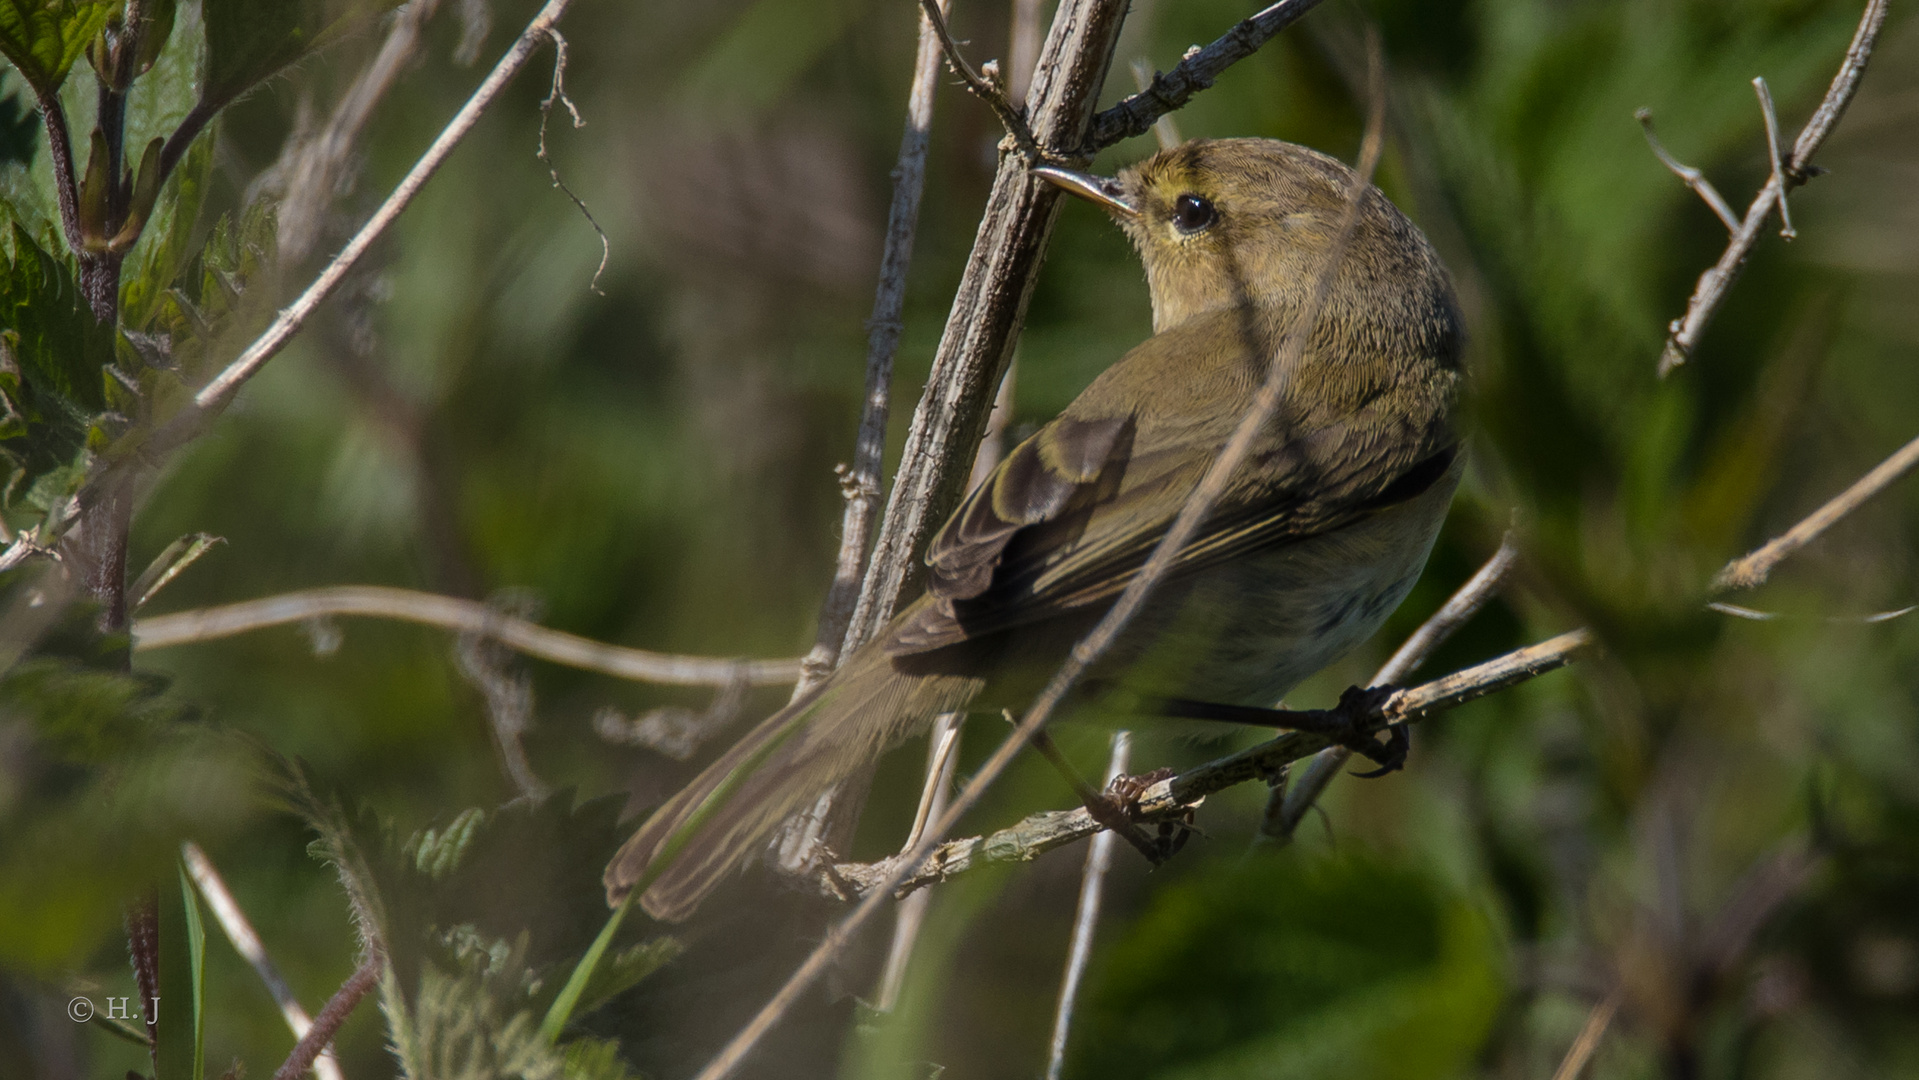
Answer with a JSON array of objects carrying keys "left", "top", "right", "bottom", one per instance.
[
  {"left": 536, "top": 27, "right": 610, "bottom": 294},
  {"left": 872, "top": 714, "right": 962, "bottom": 1012},
  {"left": 182, "top": 843, "right": 346, "bottom": 1080},
  {"left": 1550, "top": 989, "right": 1621, "bottom": 1080},
  {"left": 1634, "top": 110, "right": 1741, "bottom": 232},
  {"left": 1707, "top": 600, "right": 1914, "bottom": 624},
  {"left": 841, "top": 0, "right": 1139, "bottom": 654},
  {"left": 1657, "top": 0, "right": 1888, "bottom": 375},
  {"left": 1714, "top": 430, "right": 1919, "bottom": 591},
  {"left": 915, "top": 0, "right": 1038, "bottom": 156},
  {"left": 1044, "top": 730, "right": 1130, "bottom": 1080},
  {"left": 272, "top": 955, "right": 381, "bottom": 1080},
  {"left": 799, "top": 0, "right": 954, "bottom": 693},
  {"left": 181, "top": 0, "right": 578, "bottom": 418},
  {"left": 131, "top": 585, "right": 803, "bottom": 687},
  {"left": 1752, "top": 78, "right": 1796, "bottom": 239},
  {"left": 1270, "top": 530, "right": 1519, "bottom": 839},
  {"left": 1129, "top": 59, "right": 1183, "bottom": 151},
  {"left": 690, "top": 4, "right": 1138, "bottom": 1077},
  {"left": 1081, "top": 0, "right": 1331, "bottom": 153},
  {"left": 836, "top": 629, "right": 1597, "bottom": 897},
  {"left": 273, "top": 0, "right": 447, "bottom": 264}
]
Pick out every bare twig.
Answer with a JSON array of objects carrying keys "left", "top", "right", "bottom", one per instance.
[
  {"left": 1634, "top": 110, "right": 1741, "bottom": 232},
  {"left": 1129, "top": 59, "right": 1183, "bottom": 151},
  {"left": 1550, "top": 989, "right": 1621, "bottom": 1080},
  {"left": 1657, "top": 0, "right": 1888, "bottom": 375},
  {"left": 872, "top": 715, "right": 963, "bottom": 1012},
  {"left": 799, "top": 0, "right": 954, "bottom": 693},
  {"left": 174, "top": 0, "right": 579, "bottom": 419},
  {"left": 695, "top": 29, "right": 1374, "bottom": 1075},
  {"left": 690, "top": 5, "right": 1137, "bottom": 1077},
  {"left": 836, "top": 628, "right": 1598, "bottom": 897},
  {"left": 1081, "top": 0, "right": 1331, "bottom": 153},
  {"left": 131, "top": 585, "right": 803, "bottom": 686},
  {"left": 1753, "top": 78, "right": 1796, "bottom": 239},
  {"left": 272, "top": 955, "right": 381, "bottom": 1080},
  {"left": 841, "top": 0, "right": 1133, "bottom": 653},
  {"left": 1714, "top": 431, "right": 1919, "bottom": 591},
  {"left": 1044, "top": 730, "right": 1130, "bottom": 1080},
  {"left": 273, "top": 0, "right": 447, "bottom": 264},
  {"left": 915, "top": 0, "right": 1039, "bottom": 156},
  {"left": 1269, "top": 531, "right": 1519, "bottom": 839},
  {"left": 536, "top": 27, "right": 610, "bottom": 294},
  {"left": 182, "top": 843, "right": 346, "bottom": 1080},
  {"left": 1707, "top": 601, "right": 1914, "bottom": 623}
]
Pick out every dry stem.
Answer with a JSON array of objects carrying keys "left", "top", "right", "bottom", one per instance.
[
  {"left": 1656, "top": 0, "right": 1888, "bottom": 375},
  {"left": 183, "top": 843, "right": 345, "bottom": 1080},
  {"left": 131, "top": 585, "right": 801, "bottom": 687}
]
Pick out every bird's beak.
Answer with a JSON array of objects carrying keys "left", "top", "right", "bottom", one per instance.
[{"left": 1033, "top": 165, "right": 1138, "bottom": 218}]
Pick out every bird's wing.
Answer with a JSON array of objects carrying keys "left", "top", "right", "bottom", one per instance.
[{"left": 885, "top": 316, "right": 1455, "bottom": 656}]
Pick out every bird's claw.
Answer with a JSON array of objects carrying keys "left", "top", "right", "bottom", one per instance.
[{"left": 1329, "top": 684, "right": 1408, "bottom": 777}]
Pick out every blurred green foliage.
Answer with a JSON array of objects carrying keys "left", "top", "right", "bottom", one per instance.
[{"left": 2, "top": 0, "right": 1918, "bottom": 1078}]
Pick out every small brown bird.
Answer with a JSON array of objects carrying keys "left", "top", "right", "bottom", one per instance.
[{"left": 607, "top": 137, "right": 1464, "bottom": 921}]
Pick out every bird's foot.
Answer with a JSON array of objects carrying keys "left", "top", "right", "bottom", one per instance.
[{"left": 1326, "top": 684, "right": 1408, "bottom": 778}]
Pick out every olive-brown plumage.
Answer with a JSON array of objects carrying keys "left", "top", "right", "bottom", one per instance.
[{"left": 606, "top": 138, "right": 1464, "bottom": 921}]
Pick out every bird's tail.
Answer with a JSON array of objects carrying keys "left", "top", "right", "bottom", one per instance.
[{"left": 604, "top": 633, "right": 982, "bottom": 922}]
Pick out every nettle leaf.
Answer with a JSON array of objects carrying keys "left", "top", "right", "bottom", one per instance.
[
  {"left": 0, "top": 0, "right": 118, "bottom": 97},
  {"left": 398, "top": 963, "right": 639, "bottom": 1080},
  {"left": 200, "top": 0, "right": 401, "bottom": 109},
  {"left": 0, "top": 223, "right": 114, "bottom": 513}
]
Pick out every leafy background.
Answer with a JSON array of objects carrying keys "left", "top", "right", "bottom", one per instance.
[{"left": 3, "top": 0, "right": 1918, "bottom": 1077}]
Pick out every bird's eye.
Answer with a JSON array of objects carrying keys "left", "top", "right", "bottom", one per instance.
[{"left": 1172, "top": 193, "right": 1217, "bottom": 234}]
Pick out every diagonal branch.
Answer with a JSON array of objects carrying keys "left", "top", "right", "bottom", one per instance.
[
  {"left": 1713, "top": 430, "right": 1919, "bottom": 591},
  {"left": 836, "top": 628, "right": 1598, "bottom": 897},
  {"left": 800, "top": 0, "right": 955, "bottom": 693},
  {"left": 1081, "top": 0, "right": 1331, "bottom": 153},
  {"left": 183, "top": 843, "right": 346, "bottom": 1080},
  {"left": 131, "top": 585, "right": 803, "bottom": 687},
  {"left": 105, "top": 0, "right": 580, "bottom": 483},
  {"left": 1656, "top": 0, "right": 1888, "bottom": 376}
]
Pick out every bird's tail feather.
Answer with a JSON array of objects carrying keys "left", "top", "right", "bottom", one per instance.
[{"left": 604, "top": 639, "right": 981, "bottom": 922}]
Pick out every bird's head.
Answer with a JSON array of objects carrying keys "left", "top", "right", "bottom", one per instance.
[{"left": 1037, "top": 138, "right": 1450, "bottom": 339}]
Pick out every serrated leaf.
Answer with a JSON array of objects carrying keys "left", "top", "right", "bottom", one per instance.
[
  {"left": 395, "top": 963, "right": 640, "bottom": 1080},
  {"left": 0, "top": 0, "right": 119, "bottom": 97}
]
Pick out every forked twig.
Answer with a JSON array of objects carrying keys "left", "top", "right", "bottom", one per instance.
[
  {"left": 1656, "top": 0, "right": 1888, "bottom": 375},
  {"left": 1634, "top": 110, "right": 1741, "bottom": 232},
  {"left": 915, "top": 0, "right": 1039, "bottom": 156}
]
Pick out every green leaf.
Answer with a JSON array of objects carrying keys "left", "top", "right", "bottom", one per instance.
[
  {"left": 178, "top": 859, "right": 207, "bottom": 1080},
  {"left": 200, "top": 0, "right": 401, "bottom": 109},
  {"left": 119, "top": 123, "right": 208, "bottom": 331},
  {"left": 0, "top": 0, "right": 119, "bottom": 97},
  {"left": 131, "top": 0, "right": 175, "bottom": 75}
]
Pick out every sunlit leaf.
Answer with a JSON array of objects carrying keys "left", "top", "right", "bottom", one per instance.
[{"left": 0, "top": 0, "right": 118, "bottom": 97}]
